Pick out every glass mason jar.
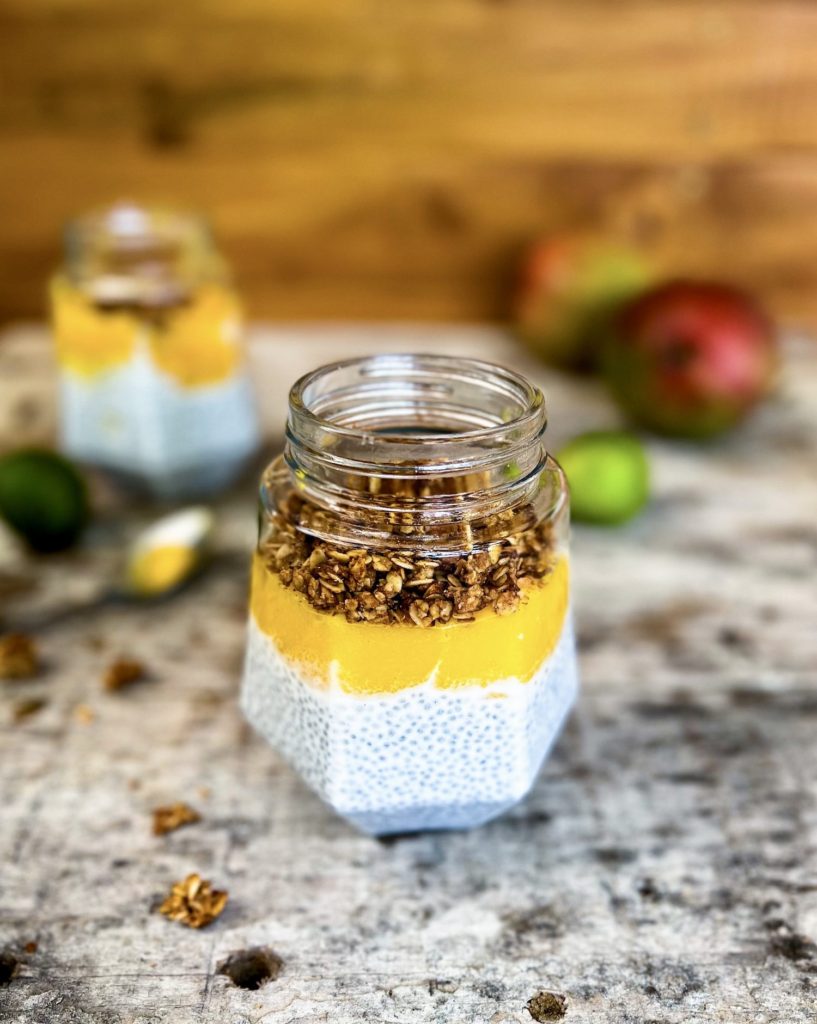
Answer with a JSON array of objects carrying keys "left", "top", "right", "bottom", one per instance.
[
  {"left": 51, "top": 203, "right": 259, "bottom": 499},
  {"left": 241, "top": 354, "right": 578, "bottom": 835}
]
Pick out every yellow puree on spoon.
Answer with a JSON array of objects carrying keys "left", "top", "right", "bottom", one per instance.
[
  {"left": 250, "top": 555, "right": 569, "bottom": 695},
  {"left": 128, "top": 545, "right": 199, "bottom": 597}
]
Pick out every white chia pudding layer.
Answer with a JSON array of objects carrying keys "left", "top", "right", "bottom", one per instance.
[
  {"left": 60, "top": 348, "right": 258, "bottom": 498},
  {"left": 241, "top": 614, "right": 578, "bottom": 835}
]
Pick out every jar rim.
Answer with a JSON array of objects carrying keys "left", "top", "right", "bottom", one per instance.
[
  {"left": 61, "top": 202, "right": 222, "bottom": 308},
  {"left": 270, "top": 355, "right": 561, "bottom": 553},
  {"left": 288, "top": 352, "right": 546, "bottom": 449},
  {"left": 65, "top": 202, "right": 211, "bottom": 255}
]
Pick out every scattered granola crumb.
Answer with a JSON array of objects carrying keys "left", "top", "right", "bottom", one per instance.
[
  {"left": 152, "top": 802, "right": 201, "bottom": 836},
  {"left": 74, "top": 704, "right": 95, "bottom": 725},
  {"left": 158, "top": 873, "right": 228, "bottom": 929},
  {"left": 12, "top": 697, "right": 47, "bottom": 723},
  {"left": 197, "top": 786, "right": 212, "bottom": 801},
  {"left": 103, "top": 658, "right": 146, "bottom": 692},
  {"left": 0, "top": 633, "right": 38, "bottom": 681},
  {"left": 527, "top": 991, "right": 567, "bottom": 1021},
  {"left": 23, "top": 941, "right": 37, "bottom": 955}
]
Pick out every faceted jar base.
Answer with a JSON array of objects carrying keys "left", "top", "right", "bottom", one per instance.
[
  {"left": 59, "top": 366, "right": 259, "bottom": 500},
  {"left": 241, "top": 615, "right": 578, "bottom": 836}
]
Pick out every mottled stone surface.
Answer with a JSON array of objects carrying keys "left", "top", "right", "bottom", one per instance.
[{"left": 1, "top": 325, "right": 816, "bottom": 1024}]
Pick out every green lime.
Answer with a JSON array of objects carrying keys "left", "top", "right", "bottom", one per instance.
[
  {"left": 0, "top": 448, "right": 90, "bottom": 552},
  {"left": 556, "top": 431, "right": 649, "bottom": 525}
]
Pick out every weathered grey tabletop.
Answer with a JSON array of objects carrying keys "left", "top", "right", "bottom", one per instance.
[{"left": 1, "top": 325, "right": 816, "bottom": 1024}]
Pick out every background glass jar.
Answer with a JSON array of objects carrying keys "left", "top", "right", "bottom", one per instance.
[
  {"left": 51, "top": 203, "right": 259, "bottom": 499},
  {"left": 241, "top": 354, "right": 579, "bottom": 835}
]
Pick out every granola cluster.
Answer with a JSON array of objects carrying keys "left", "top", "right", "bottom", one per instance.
[
  {"left": 152, "top": 801, "right": 201, "bottom": 837},
  {"left": 261, "top": 498, "right": 555, "bottom": 627},
  {"left": 158, "top": 873, "right": 228, "bottom": 929},
  {"left": 0, "top": 633, "right": 39, "bottom": 681},
  {"left": 102, "top": 658, "right": 147, "bottom": 692}
]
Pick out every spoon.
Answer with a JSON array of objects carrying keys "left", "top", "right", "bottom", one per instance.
[
  {"left": 125, "top": 507, "right": 214, "bottom": 599},
  {"left": 3, "top": 507, "right": 216, "bottom": 632}
]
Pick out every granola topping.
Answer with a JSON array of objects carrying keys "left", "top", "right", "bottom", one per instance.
[{"left": 260, "top": 497, "right": 555, "bottom": 627}]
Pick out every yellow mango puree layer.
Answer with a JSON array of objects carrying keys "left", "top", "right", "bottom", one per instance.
[
  {"left": 52, "top": 277, "right": 242, "bottom": 387},
  {"left": 52, "top": 276, "right": 137, "bottom": 375},
  {"left": 250, "top": 554, "right": 569, "bottom": 695},
  {"left": 148, "top": 286, "right": 243, "bottom": 387}
]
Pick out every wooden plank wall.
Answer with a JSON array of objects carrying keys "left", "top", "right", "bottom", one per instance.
[{"left": 0, "top": 1, "right": 816, "bottom": 326}]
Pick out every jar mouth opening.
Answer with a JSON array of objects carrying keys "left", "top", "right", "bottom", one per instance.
[
  {"left": 62, "top": 203, "right": 221, "bottom": 309},
  {"left": 289, "top": 353, "right": 546, "bottom": 448},
  {"left": 275, "top": 355, "right": 558, "bottom": 552}
]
